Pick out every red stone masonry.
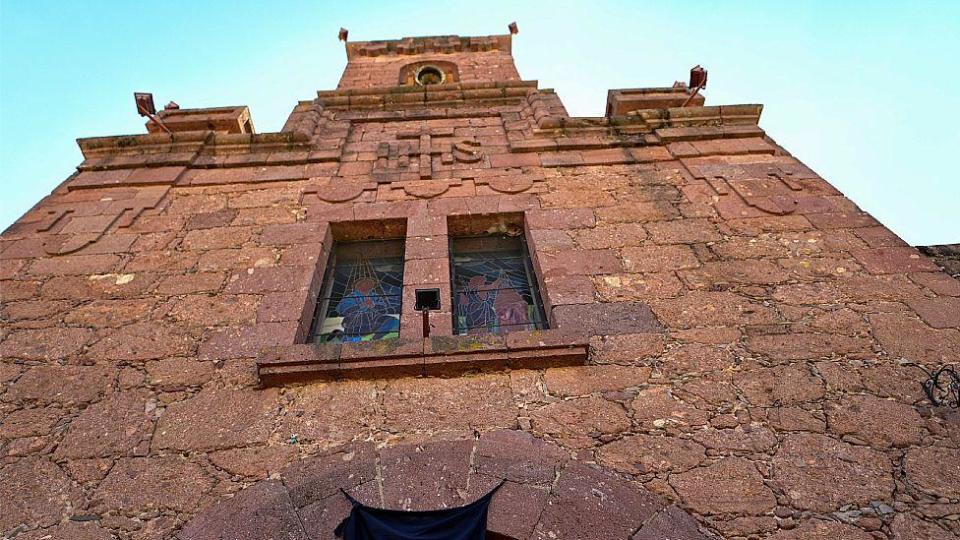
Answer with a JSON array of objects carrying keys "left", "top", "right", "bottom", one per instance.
[{"left": 2, "top": 31, "right": 959, "bottom": 540}]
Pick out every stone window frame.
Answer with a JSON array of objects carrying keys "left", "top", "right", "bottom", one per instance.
[
  {"left": 256, "top": 210, "right": 591, "bottom": 384},
  {"left": 447, "top": 214, "right": 550, "bottom": 336},
  {"left": 398, "top": 60, "right": 460, "bottom": 86},
  {"left": 305, "top": 238, "right": 406, "bottom": 344},
  {"left": 296, "top": 219, "right": 408, "bottom": 341}
]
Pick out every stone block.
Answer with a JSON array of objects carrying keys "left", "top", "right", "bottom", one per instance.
[
  {"left": 179, "top": 481, "right": 308, "bottom": 540},
  {"left": 380, "top": 438, "right": 473, "bottom": 510},
  {"left": 282, "top": 443, "right": 378, "bottom": 507},
  {"left": 154, "top": 388, "right": 280, "bottom": 452},
  {"left": 534, "top": 461, "right": 664, "bottom": 540},
  {"left": 670, "top": 457, "right": 775, "bottom": 515},
  {"left": 552, "top": 302, "right": 663, "bottom": 335},
  {"left": 852, "top": 247, "right": 940, "bottom": 274},
  {"left": 771, "top": 433, "right": 893, "bottom": 512}
]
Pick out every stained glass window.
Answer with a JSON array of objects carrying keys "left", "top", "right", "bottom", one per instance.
[
  {"left": 307, "top": 240, "right": 404, "bottom": 344},
  {"left": 450, "top": 234, "right": 547, "bottom": 336}
]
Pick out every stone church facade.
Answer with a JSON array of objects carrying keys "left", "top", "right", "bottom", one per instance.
[{"left": 2, "top": 29, "right": 959, "bottom": 540}]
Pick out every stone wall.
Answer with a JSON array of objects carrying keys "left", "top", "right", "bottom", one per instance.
[{"left": 1, "top": 33, "right": 959, "bottom": 540}]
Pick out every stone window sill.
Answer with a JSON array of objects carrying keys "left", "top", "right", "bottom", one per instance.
[{"left": 256, "top": 329, "right": 588, "bottom": 385}]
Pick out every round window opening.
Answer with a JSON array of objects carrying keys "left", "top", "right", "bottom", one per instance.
[{"left": 415, "top": 66, "right": 445, "bottom": 86}]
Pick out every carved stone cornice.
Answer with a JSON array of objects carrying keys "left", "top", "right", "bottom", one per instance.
[
  {"left": 345, "top": 34, "right": 511, "bottom": 59},
  {"left": 316, "top": 80, "right": 538, "bottom": 110}
]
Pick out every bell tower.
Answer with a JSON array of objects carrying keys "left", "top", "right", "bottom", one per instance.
[{"left": 337, "top": 33, "right": 520, "bottom": 89}]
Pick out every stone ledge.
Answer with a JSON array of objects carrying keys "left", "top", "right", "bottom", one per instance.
[{"left": 256, "top": 331, "right": 589, "bottom": 385}]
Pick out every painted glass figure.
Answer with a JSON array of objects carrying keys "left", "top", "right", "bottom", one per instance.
[
  {"left": 451, "top": 234, "right": 546, "bottom": 335},
  {"left": 309, "top": 240, "right": 403, "bottom": 343}
]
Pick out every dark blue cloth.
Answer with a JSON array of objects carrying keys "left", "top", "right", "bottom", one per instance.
[{"left": 334, "top": 481, "right": 505, "bottom": 540}]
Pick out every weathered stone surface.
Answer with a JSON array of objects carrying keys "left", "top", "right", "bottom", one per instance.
[
  {"left": 281, "top": 380, "right": 381, "bottom": 443},
  {"left": 537, "top": 249, "right": 623, "bottom": 277},
  {"left": 178, "top": 480, "right": 308, "bottom": 540},
  {"left": 870, "top": 312, "right": 960, "bottom": 363},
  {"left": 535, "top": 461, "right": 664, "bottom": 540},
  {"left": 593, "top": 272, "right": 684, "bottom": 301},
  {"left": 599, "top": 434, "right": 706, "bottom": 474},
  {"left": 542, "top": 273, "right": 597, "bottom": 306},
  {"left": 632, "top": 505, "right": 709, "bottom": 540},
  {"left": 529, "top": 228, "right": 577, "bottom": 251},
  {"left": 670, "top": 457, "right": 776, "bottom": 515},
  {"left": 145, "top": 357, "right": 214, "bottom": 390},
  {"left": 859, "top": 363, "right": 926, "bottom": 403},
  {"left": 543, "top": 364, "right": 650, "bottom": 396},
  {"left": 0, "top": 327, "right": 93, "bottom": 360},
  {"left": 181, "top": 226, "right": 254, "bottom": 250},
  {"left": 15, "top": 521, "right": 116, "bottom": 540},
  {"left": 167, "top": 294, "right": 259, "bottom": 326},
  {"left": 298, "top": 492, "right": 354, "bottom": 540},
  {"left": 906, "top": 296, "right": 960, "bottom": 329},
  {"left": 28, "top": 254, "right": 120, "bottom": 276},
  {"left": 682, "top": 259, "right": 789, "bottom": 288},
  {"left": 382, "top": 374, "right": 516, "bottom": 432},
  {"left": 911, "top": 271, "right": 960, "bottom": 296},
  {"left": 656, "top": 342, "right": 735, "bottom": 376},
  {"left": 474, "top": 430, "right": 567, "bottom": 485},
  {"left": 281, "top": 443, "right": 378, "bottom": 508},
  {"left": 95, "top": 456, "right": 213, "bottom": 513},
  {"left": 0, "top": 361, "right": 22, "bottom": 387},
  {"left": 592, "top": 332, "right": 667, "bottom": 364},
  {"left": 197, "top": 247, "right": 278, "bottom": 272},
  {"left": 904, "top": 446, "right": 960, "bottom": 499},
  {"left": 154, "top": 388, "right": 279, "bottom": 451},
  {"left": 2, "top": 299, "right": 72, "bottom": 321},
  {"left": 621, "top": 244, "right": 700, "bottom": 273},
  {"left": 631, "top": 386, "right": 708, "bottom": 430},
  {"left": 677, "top": 375, "right": 739, "bottom": 407},
  {"left": 735, "top": 364, "right": 825, "bottom": 406},
  {"left": 529, "top": 395, "right": 631, "bottom": 449},
  {"left": 183, "top": 207, "right": 235, "bottom": 230},
  {"left": 484, "top": 480, "right": 550, "bottom": 540},
  {"left": 1, "top": 459, "right": 82, "bottom": 532},
  {"left": 573, "top": 223, "right": 648, "bottom": 249},
  {"left": 381, "top": 438, "right": 473, "bottom": 511},
  {"left": 826, "top": 395, "right": 923, "bottom": 448},
  {"left": 652, "top": 290, "right": 778, "bottom": 329},
  {"left": 646, "top": 218, "right": 721, "bottom": 244},
  {"left": 851, "top": 247, "right": 939, "bottom": 274},
  {"left": 4, "top": 364, "right": 115, "bottom": 404},
  {"left": 691, "top": 426, "right": 779, "bottom": 454},
  {"left": 889, "top": 513, "right": 957, "bottom": 540},
  {"left": 87, "top": 321, "right": 196, "bottom": 360},
  {"left": 64, "top": 298, "right": 155, "bottom": 327},
  {"left": 0, "top": 405, "right": 63, "bottom": 439},
  {"left": 199, "top": 322, "right": 297, "bottom": 360},
  {"left": 55, "top": 390, "right": 153, "bottom": 459},
  {"left": 0, "top": 279, "right": 40, "bottom": 301},
  {"left": 224, "top": 265, "right": 311, "bottom": 294},
  {"left": 767, "top": 520, "right": 873, "bottom": 540},
  {"left": 155, "top": 272, "right": 225, "bottom": 295},
  {"left": 209, "top": 445, "right": 297, "bottom": 479},
  {"left": 553, "top": 301, "right": 664, "bottom": 335},
  {"left": 772, "top": 433, "right": 893, "bottom": 512},
  {"left": 40, "top": 273, "right": 158, "bottom": 300},
  {"left": 764, "top": 406, "right": 826, "bottom": 433},
  {"left": 746, "top": 332, "right": 873, "bottom": 360}
]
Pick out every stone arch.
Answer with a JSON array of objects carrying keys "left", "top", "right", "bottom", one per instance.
[
  {"left": 399, "top": 60, "right": 460, "bottom": 86},
  {"left": 177, "top": 430, "right": 708, "bottom": 540}
]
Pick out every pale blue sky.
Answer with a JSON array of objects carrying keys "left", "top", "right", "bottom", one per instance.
[{"left": 2, "top": 1, "right": 958, "bottom": 245}]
